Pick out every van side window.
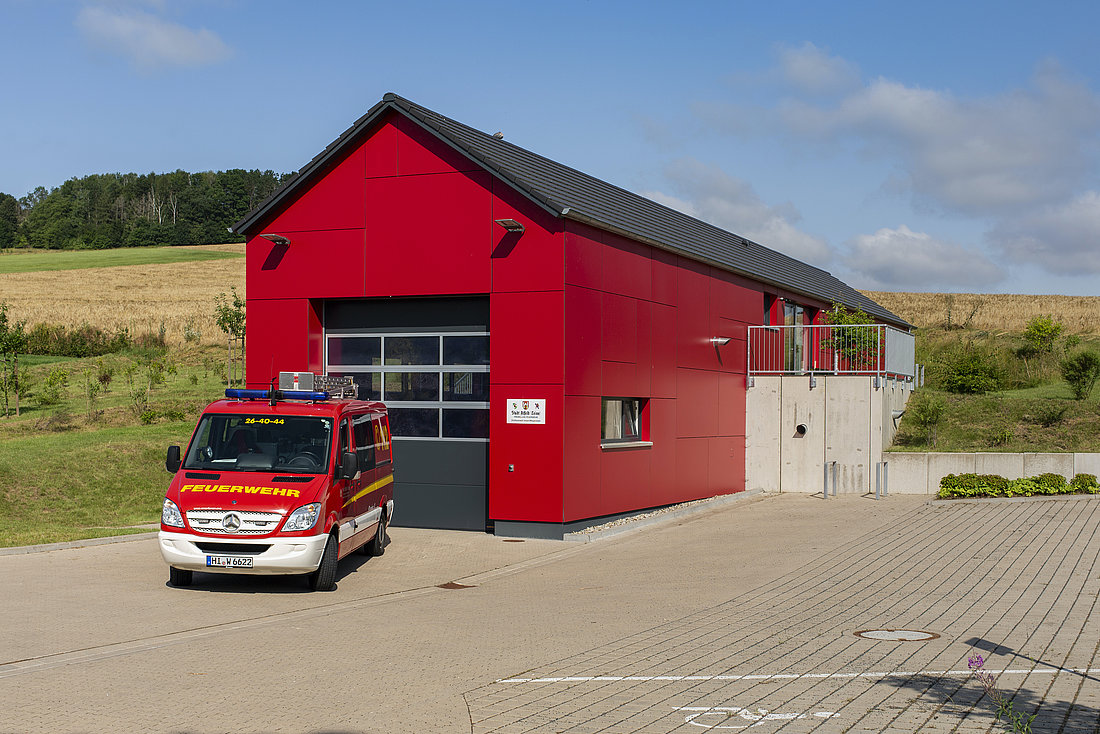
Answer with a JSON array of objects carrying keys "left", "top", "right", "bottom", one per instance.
[
  {"left": 338, "top": 419, "right": 350, "bottom": 466},
  {"left": 352, "top": 413, "right": 376, "bottom": 471}
]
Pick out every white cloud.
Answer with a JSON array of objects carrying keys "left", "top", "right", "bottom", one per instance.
[
  {"left": 643, "top": 157, "right": 833, "bottom": 266},
  {"left": 843, "top": 225, "right": 1004, "bottom": 290},
  {"left": 77, "top": 6, "right": 231, "bottom": 71},
  {"left": 991, "top": 191, "right": 1100, "bottom": 276},
  {"left": 774, "top": 62, "right": 1100, "bottom": 216},
  {"left": 776, "top": 42, "right": 860, "bottom": 96}
]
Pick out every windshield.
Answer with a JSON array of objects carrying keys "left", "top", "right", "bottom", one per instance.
[{"left": 183, "top": 414, "right": 333, "bottom": 474}]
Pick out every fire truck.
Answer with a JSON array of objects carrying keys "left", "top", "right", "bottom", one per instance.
[{"left": 158, "top": 373, "right": 394, "bottom": 591}]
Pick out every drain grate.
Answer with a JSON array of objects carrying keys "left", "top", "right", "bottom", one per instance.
[{"left": 855, "top": 629, "right": 939, "bottom": 641}]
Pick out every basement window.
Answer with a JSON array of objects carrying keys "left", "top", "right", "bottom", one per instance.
[{"left": 601, "top": 398, "right": 651, "bottom": 449}]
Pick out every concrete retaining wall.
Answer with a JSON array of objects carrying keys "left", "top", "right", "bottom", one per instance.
[
  {"left": 746, "top": 374, "right": 913, "bottom": 494},
  {"left": 884, "top": 452, "right": 1100, "bottom": 494}
]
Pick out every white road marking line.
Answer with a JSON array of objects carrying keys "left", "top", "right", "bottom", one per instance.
[{"left": 496, "top": 667, "right": 1100, "bottom": 684}]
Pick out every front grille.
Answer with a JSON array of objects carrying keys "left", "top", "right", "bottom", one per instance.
[
  {"left": 272, "top": 476, "right": 313, "bottom": 483},
  {"left": 194, "top": 543, "right": 272, "bottom": 555},
  {"left": 186, "top": 472, "right": 220, "bottom": 480},
  {"left": 185, "top": 509, "right": 283, "bottom": 535}
]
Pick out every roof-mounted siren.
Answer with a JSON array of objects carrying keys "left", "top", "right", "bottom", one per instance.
[{"left": 278, "top": 371, "right": 358, "bottom": 399}]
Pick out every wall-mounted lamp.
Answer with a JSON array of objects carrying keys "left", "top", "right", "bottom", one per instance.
[
  {"left": 709, "top": 337, "right": 731, "bottom": 346},
  {"left": 494, "top": 218, "right": 525, "bottom": 233},
  {"left": 259, "top": 233, "right": 291, "bottom": 246}
]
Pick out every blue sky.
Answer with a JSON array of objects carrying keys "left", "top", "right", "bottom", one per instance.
[{"left": 2, "top": 0, "right": 1099, "bottom": 296}]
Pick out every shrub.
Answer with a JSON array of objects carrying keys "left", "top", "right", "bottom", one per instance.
[
  {"left": 906, "top": 392, "right": 946, "bottom": 447},
  {"left": 938, "top": 350, "right": 1001, "bottom": 394},
  {"left": 1071, "top": 474, "right": 1100, "bottom": 493},
  {"left": 24, "top": 322, "right": 131, "bottom": 357},
  {"left": 1030, "top": 404, "right": 1067, "bottom": 427},
  {"left": 940, "top": 471, "right": 1091, "bottom": 499},
  {"left": 1060, "top": 350, "right": 1100, "bottom": 401},
  {"left": 36, "top": 366, "right": 69, "bottom": 406},
  {"left": 1035, "top": 473, "right": 1068, "bottom": 494},
  {"left": 938, "top": 473, "right": 1009, "bottom": 499},
  {"left": 1023, "top": 315, "right": 1063, "bottom": 355},
  {"left": 1005, "top": 477, "right": 1040, "bottom": 496}
]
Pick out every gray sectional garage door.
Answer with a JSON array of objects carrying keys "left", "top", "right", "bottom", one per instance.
[{"left": 325, "top": 298, "right": 489, "bottom": 531}]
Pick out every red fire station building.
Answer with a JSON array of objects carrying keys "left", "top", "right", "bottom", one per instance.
[{"left": 234, "top": 93, "right": 905, "bottom": 538}]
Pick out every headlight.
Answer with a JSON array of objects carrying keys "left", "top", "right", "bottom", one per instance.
[
  {"left": 283, "top": 503, "right": 321, "bottom": 533},
  {"left": 161, "top": 499, "right": 184, "bottom": 528}
]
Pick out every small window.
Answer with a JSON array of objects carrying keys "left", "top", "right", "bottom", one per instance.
[
  {"left": 601, "top": 398, "right": 649, "bottom": 446},
  {"left": 352, "top": 414, "right": 376, "bottom": 471}
]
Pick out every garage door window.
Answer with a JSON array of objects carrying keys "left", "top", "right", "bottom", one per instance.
[{"left": 327, "top": 332, "right": 489, "bottom": 440}]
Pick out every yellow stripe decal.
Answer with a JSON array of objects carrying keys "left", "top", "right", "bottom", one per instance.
[{"left": 341, "top": 474, "right": 395, "bottom": 509}]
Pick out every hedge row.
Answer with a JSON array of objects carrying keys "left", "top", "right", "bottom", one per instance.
[{"left": 939, "top": 472, "right": 1100, "bottom": 499}]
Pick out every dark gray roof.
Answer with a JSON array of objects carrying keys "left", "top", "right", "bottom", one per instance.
[{"left": 235, "top": 93, "right": 908, "bottom": 328}]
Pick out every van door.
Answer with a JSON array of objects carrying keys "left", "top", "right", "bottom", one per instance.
[{"left": 335, "top": 416, "right": 358, "bottom": 555}]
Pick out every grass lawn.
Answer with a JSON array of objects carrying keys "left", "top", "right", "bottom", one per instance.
[
  {"left": 0, "top": 245, "right": 243, "bottom": 274},
  {"left": 891, "top": 383, "right": 1100, "bottom": 453}
]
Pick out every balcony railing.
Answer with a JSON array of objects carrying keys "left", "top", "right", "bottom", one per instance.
[{"left": 748, "top": 324, "right": 915, "bottom": 378}]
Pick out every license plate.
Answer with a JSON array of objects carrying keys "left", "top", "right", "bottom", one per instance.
[{"left": 206, "top": 555, "right": 253, "bottom": 568}]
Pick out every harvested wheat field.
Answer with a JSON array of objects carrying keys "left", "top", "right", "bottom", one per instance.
[
  {"left": 862, "top": 291, "right": 1100, "bottom": 333},
  {"left": 0, "top": 244, "right": 245, "bottom": 345}
]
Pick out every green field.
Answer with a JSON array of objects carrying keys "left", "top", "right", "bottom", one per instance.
[
  {"left": 0, "top": 345, "right": 229, "bottom": 547},
  {"left": 0, "top": 245, "right": 243, "bottom": 274}
]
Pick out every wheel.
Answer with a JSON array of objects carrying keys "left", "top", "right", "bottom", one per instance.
[
  {"left": 169, "top": 566, "right": 192, "bottom": 587},
  {"left": 363, "top": 512, "right": 387, "bottom": 557},
  {"left": 309, "top": 534, "right": 339, "bottom": 591}
]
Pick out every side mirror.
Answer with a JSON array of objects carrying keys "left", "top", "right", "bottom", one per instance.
[
  {"left": 340, "top": 451, "right": 359, "bottom": 479},
  {"left": 166, "top": 445, "right": 182, "bottom": 473}
]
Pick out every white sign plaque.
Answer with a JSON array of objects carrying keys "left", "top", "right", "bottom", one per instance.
[{"left": 507, "top": 398, "right": 546, "bottom": 424}]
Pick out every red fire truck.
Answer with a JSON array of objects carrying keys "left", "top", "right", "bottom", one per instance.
[{"left": 159, "top": 373, "right": 394, "bottom": 591}]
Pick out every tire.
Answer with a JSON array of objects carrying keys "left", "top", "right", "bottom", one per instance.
[
  {"left": 169, "top": 566, "right": 193, "bottom": 587},
  {"left": 364, "top": 512, "right": 387, "bottom": 557},
  {"left": 309, "top": 534, "right": 339, "bottom": 591}
]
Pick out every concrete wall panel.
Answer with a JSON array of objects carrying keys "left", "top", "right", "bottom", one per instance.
[
  {"left": 1076, "top": 454, "right": 1100, "bottom": 476},
  {"left": 746, "top": 376, "right": 781, "bottom": 491},
  {"left": 825, "top": 377, "right": 871, "bottom": 494},
  {"left": 976, "top": 453, "right": 1025, "bottom": 478},
  {"left": 928, "top": 453, "right": 977, "bottom": 493},
  {"left": 1024, "top": 453, "right": 1075, "bottom": 478},
  {"left": 885, "top": 453, "right": 929, "bottom": 494},
  {"left": 780, "top": 377, "right": 824, "bottom": 492}
]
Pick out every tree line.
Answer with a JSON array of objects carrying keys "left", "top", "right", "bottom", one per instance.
[{"left": 0, "top": 169, "right": 287, "bottom": 250}]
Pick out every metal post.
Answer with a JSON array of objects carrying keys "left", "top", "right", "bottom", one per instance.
[
  {"left": 884, "top": 461, "right": 889, "bottom": 497},
  {"left": 875, "top": 462, "right": 882, "bottom": 500},
  {"left": 831, "top": 461, "right": 838, "bottom": 497},
  {"left": 823, "top": 462, "right": 829, "bottom": 499}
]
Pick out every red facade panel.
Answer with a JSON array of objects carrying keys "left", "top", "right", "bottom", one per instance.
[
  {"left": 488, "top": 384, "right": 565, "bottom": 522},
  {"left": 564, "top": 230, "right": 602, "bottom": 289},
  {"left": 396, "top": 116, "right": 481, "bottom": 175},
  {"left": 364, "top": 118, "right": 399, "bottom": 178},
  {"left": 490, "top": 183, "right": 565, "bottom": 294},
  {"left": 363, "top": 171, "right": 494, "bottom": 296},
  {"left": 247, "top": 229, "right": 367, "bottom": 300},
  {"left": 490, "top": 290, "right": 564, "bottom": 386},
  {"left": 562, "top": 395, "right": 602, "bottom": 521},
  {"left": 246, "top": 298, "right": 322, "bottom": 388},
  {"left": 602, "top": 233, "right": 653, "bottom": 301},
  {"left": 564, "top": 286, "right": 601, "bottom": 396},
  {"left": 263, "top": 146, "right": 366, "bottom": 234}
]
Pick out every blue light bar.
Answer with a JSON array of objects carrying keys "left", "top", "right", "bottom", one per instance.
[
  {"left": 225, "top": 389, "right": 330, "bottom": 401},
  {"left": 225, "top": 389, "right": 270, "bottom": 400}
]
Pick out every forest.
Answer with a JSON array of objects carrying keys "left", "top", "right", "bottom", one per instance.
[{"left": 0, "top": 169, "right": 287, "bottom": 250}]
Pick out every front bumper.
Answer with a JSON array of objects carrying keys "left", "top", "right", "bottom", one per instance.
[{"left": 159, "top": 530, "right": 328, "bottom": 575}]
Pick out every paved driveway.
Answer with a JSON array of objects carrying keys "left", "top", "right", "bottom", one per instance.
[{"left": 2, "top": 493, "right": 1099, "bottom": 733}]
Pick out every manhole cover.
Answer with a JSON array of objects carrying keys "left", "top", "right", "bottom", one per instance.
[{"left": 855, "top": 629, "right": 939, "bottom": 641}]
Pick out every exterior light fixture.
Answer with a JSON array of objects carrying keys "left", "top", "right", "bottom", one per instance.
[
  {"left": 709, "top": 337, "right": 731, "bottom": 345},
  {"left": 494, "top": 218, "right": 525, "bottom": 233},
  {"left": 259, "top": 233, "right": 291, "bottom": 246}
]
